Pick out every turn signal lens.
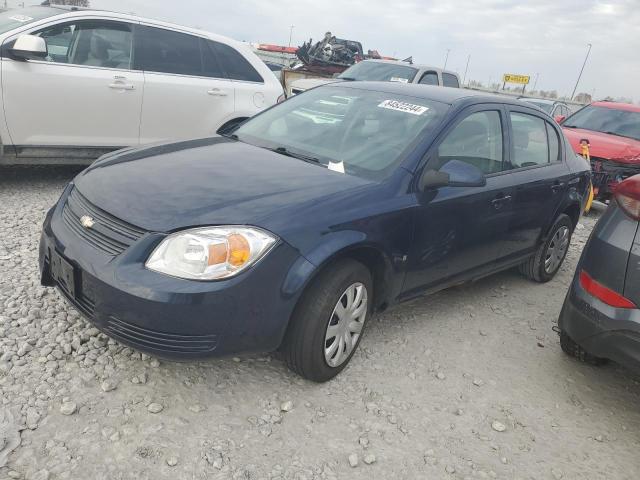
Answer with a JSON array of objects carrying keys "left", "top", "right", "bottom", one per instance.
[
  {"left": 614, "top": 174, "right": 640, "bottom": 220},
  {"left": 579, "top": 270, "right": 636, "bottom": 309},
  {"left": 146, "top": 226, "right": 277, "bottom": 280}
]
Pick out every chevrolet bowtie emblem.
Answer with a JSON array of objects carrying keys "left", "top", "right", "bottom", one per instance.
[{"left": 80, "top": 215, "right": 95, "bottom": 229}]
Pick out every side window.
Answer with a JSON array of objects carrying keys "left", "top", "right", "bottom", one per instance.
[
  {"left": 442, "top": 73, "right": 460, "bottom": 88},
  {"left": 210, "top": 41, "right": 263, "bottom": 82},
  {"left": 436, "top": 110, "right": 504, "bottom": 174},
  {"left": 418, "top": 71, "right": 439, "bottom": 85},
  {"left": 510, "top": 112, "right": 549, "bottom": 168},
  {"left": 200, "top": 38, "right": 225, "bottom": 79},
  {"left": 546, "top": 122, "right": 560, "bottom": 162},
  {"left": 36, "top": 21, "right": 132, "bottom": 68},
  {"left": 134, "top": 25, "right": 201, "bottom": 76}
]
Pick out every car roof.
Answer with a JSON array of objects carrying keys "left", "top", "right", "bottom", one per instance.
[
  {"left": 31, "top": 6, "right": 236, "bottom": 44},
  {"left": 324, "top": 81, "right": 521, "bottom": 106},
  {"left": 591, "top": 101, "right": 640, "bottom": 113},
  {"left": 359, "top": 59, "right": 459, "bottom": 77}
]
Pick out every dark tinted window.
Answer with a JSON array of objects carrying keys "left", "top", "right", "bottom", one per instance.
[
  {"left": 437, "top": 111, "right": 504, "bottom": 174},
  {"left": 199, "top": 38, "right": 224, "bottom": 78},
  {"left": 210, "top": 41, "right": 262, "bottom": 82},
  {"left": 442, "top": 73, "right": 460, "bottom": 88},
  {"left": 419, "top": 71, "right": 439, "bottom": 85},
  {"left": 511, "top": 112, "right": 549, "bottom": 168},
  {"left": 547, "top": 122, "right": 560, "bottom": 162},
  {"left": 134, "top": 25, "right": 201, "bottom": 76}
]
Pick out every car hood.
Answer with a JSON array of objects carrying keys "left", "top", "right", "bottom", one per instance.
[
  {"left": 562, "top": 127, "right": 640, "bottom": 164},
  {"left": 74, "top": 137, "right": 373, "bottom": 235},
  {"left": 290, "top": 77, "right": 340, "bottom": 92}
]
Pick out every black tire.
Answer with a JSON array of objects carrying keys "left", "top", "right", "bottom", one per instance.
[
  {"left": 560, "top": 330, "right": 607, "bottom": 366},
  {"left": 283, "top": 259, "right": 373, "bottom": 382},
  {"left": 519, "top": 214, "right": 573, "bottom": 283}
]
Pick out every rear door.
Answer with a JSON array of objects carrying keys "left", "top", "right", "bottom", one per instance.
[
  {"left": 402, "top": 105, "right": 515, "bottom": 296},
  {"left": 134, "top": 25, "right": 235, "bottom": 143},
  {"left": 494, "top": 107, "right": 572, "bottom": 262},
  {"left": 1, "top": 18, "right": 142, "bottom": 147}
]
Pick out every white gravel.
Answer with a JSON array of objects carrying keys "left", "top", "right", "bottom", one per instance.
[{"left": 1, "top": 166, "right": 639, "bottom": 480}]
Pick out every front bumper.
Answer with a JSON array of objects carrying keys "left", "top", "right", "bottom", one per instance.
[
  {"left": 558, "top": 276, "right": 640, "bottom": 372},
  {"left": 38, "top": 187, "right": 310, "bottom": 359},
  {"left": 591, "top": 158, "right": 640, "bottom": 200}
]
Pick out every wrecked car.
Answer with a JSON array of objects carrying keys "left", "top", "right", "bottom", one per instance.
[
  {"left": 296, "top": 32, "right": 364, "bottom": 70},
  {"left": 40, "top": 82, "right": 589, "bottom": 382},
  {"left": 561, "top": 101, "right": 640, "bottom": 201}
]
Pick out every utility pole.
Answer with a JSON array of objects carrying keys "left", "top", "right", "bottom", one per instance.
[
  {"left": 288, "top": 25, "right": 295, "bottom": 49},
  {"left": 532, "top": 73, "right": 539, "bottom": 91},
  {"left": 571, "top": 43, "right": 592, "bottom": 101},
  {"left": 462, "top": 54, "right": 470, "bottom": 86},
  {"left": 443, "top": 49, "right": 450, "bottom": 70}
]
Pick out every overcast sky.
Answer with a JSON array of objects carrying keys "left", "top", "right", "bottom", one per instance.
[{"left": 33, "top": 0, "right": 640, "bottom": 100}]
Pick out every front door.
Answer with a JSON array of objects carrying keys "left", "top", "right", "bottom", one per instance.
[
  {"left": 402, "top": 106, "right": 514, "bottom": 297},
  {"left": 133, "top": 25, "right": 235, "bottom": 144},
  {"left": 1, "top": 19, "right": 142, "bottom": 147}
]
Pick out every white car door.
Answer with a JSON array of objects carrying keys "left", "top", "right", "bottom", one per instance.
[
  {"left": 134, "top": 25, "right": 236, "bottom": 143},
  {"left": 1, "top": 19, "right": 143, "bottom": 147}
]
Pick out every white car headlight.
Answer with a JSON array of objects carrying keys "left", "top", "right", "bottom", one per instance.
[{"left": 145, "top": 226, "right": 277, "bottom": 280}]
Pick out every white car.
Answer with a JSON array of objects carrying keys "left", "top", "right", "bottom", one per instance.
[
  {"left": 289, "top": 59, "right": 461, "bottom": 96},
  {"left": 0, "top": 5, "right": 284, "bottom": 165}
]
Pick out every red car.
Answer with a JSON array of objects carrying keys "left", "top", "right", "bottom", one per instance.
[{"left": 561, "top": 101, "right": 640, "bottom": 201}]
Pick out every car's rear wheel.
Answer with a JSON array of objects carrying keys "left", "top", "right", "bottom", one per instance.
[
  {"left": 519, "top": 214, "right": 573, "bottom": 283},
  {"left": 283, "top": 259, "right": 372, "bottom": 382},
  {"left": 559, "top": 330, "right": 607, "bottom": 366}
]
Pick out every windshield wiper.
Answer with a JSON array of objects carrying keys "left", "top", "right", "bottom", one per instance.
[
  {"left": 271, "top": 146, "right": 322, "bottom": 165},
  {"left": 338, "top": 76, "right": 356, "bottom": 81},
  {"left": 603, "top": 131, "right": 637, "bottom": 141}
]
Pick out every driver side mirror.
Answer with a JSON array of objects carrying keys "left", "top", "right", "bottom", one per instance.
[
  {"left": 10, "top": 34, "right": 47, "bottom": 61},
  {"left": 420, "top": 159, "right": 487, "bottom": 190},
  {"left": 554, "top": 114, "right": 566, "bottom": 124}
]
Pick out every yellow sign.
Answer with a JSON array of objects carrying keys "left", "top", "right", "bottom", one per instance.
[{"left": 503, "top": 74, "right": 530, "bottom": 85}]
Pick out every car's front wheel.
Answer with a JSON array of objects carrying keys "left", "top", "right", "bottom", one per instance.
[
  {"left": 519, "top": 214, "right": 573, "bottom": 283},
  {"left": 284, "top": 259, "right": 372, "bottom": 382}
]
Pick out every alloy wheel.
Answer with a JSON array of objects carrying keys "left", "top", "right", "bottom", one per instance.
[
  {"left": 324, "top": 282, "right": 368, "bottom": 368},
  {"left": 545, "top": 226, "right": 570, "bottom": 274}
]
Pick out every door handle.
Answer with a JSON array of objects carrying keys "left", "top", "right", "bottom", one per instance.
[
  {"left": 109, "top": 83, "right": 135, "bottom": 90},
  {"left": 551, "top": 182, "right": 565, "bottom": 193},
  {"left": 207, "top": 88, "right": 228, "bottom": 97},
  {"left": 491, "top": 195, "right": 512, "bottom": 209}
]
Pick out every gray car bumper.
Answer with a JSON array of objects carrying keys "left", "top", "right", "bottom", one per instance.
[{"left": 559, "top": 277, "right": 640, "bottom": 371}]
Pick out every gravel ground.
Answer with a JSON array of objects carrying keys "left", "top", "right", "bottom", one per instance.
[{"left": 1, "top": 166, "right": 639, "bottom": 480}]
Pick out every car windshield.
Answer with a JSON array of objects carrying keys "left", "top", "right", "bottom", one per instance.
[
  {"left": 522, "top": 99, "right": 553, "bottom": 113},
  {"left": 338, "top": 62, "right": 418, "bottom": 83},
  {"left": 563, "top": 105, "right": 640, "bottom": 141},
  {"left": 0, "top": 7, "right": 63, "bottom": 35},
  {"left": 233, "top": 85, "right": 446, "bottom": 181}
]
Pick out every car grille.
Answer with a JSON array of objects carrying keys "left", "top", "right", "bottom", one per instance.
[
  {"left": 56, "top": 283, "right": 96, "bottom": 319},
  {"left": 105, "top": 316, "right": 218, "bottom": 354},
  {"left": 62, "top": 188, "right": 146, "bottom": 256}
]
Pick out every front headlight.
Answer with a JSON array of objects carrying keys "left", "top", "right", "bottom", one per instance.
[{"left": 145, "top": 226, "right": 277, "bottom": 280}]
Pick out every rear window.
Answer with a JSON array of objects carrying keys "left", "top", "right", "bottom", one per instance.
[
  {"left": 338, "top": 62, "right": 418, "bottom": 83},
  {"left": 442, "top": 73, "right": 460, "bottom": 88}
]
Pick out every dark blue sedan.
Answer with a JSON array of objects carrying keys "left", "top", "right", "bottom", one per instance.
[{"left": 39, "top": 82, "right": 591, "bottom": 381}]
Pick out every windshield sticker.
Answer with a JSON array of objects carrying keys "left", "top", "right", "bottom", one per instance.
[
  {"left": 327, "top": 161, "right": 345, "bottom": 173},
  {"left": 389, "top": 77, "right": 409, "bottom": 83},
  {"left": 9, "top": 15, "right": 33, "bottom": 22},
  {"left": 378, "top": 100, "right": 429, "bottom": 115}
]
